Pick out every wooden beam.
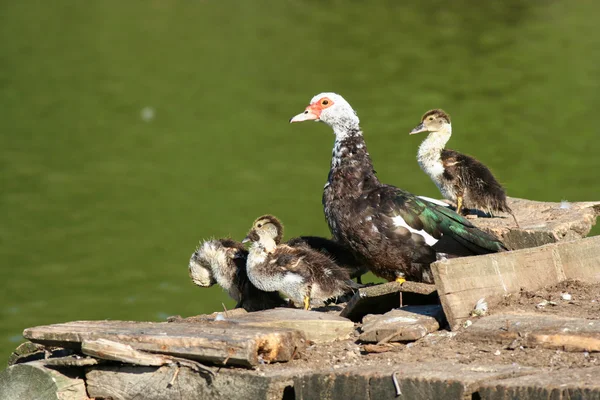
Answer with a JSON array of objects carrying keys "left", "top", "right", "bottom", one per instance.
[
  {"left": 462, "top": 313, "right": 600, "bottom": 352},
  {"left": 431, "top": 235, "right": 600, "bottom": 330},
  {"left": 0, "top": 360, "right": 89, "bottom": 400},
  {"left": 23, "top": 320, "right": 306, "bottom": 368}
]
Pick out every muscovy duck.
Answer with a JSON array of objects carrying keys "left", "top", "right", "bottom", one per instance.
[
  {"left": 410, "top": 109, "right": 518, "bottom": 226},
  {"left": 189, "top": 238, "right": 286, "bottom": 312},
  {"left": 243, "top": 215, "right": 358, "bottom": 310},
  {"left": 290, "top": 93, "right": 506, "bottom": 283}
]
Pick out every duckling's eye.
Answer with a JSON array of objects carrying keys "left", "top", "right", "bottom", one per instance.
[
  {"left": 257, "top": 223, "right": 263, "bottom": 228},
  {"left": 428, "top": 117, "right": 434, "bottom": 121}
]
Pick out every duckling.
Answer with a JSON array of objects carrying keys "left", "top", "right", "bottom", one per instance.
[
  {"left": 243, "top": 215, "right": 359, "bottom": 310},
  {"left": 410, "top": 109, "right": 518, "bottom": 226},
  {"left": 247, "top": 214, "right": 367, "bottom": 283},
  {"left": 189, "top": 238, "right": 286, "bottom": 312}
]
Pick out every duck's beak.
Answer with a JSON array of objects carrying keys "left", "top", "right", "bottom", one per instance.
[
  {"left": 290, "top": 105, "right": 320, "bottom": 123},
  {"left": 241, "top": 237, "right": 251, "bottom": 244},
  {"left": 409, "top": 122, "right": 427, "bottom": 135}
]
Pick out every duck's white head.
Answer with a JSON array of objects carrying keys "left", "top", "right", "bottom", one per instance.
[{"left": 290, "top": 92, "right": 360, "bottom": 136}]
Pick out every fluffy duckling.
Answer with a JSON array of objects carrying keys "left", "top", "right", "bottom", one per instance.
[
  {"left": 189, "top": 238, "right": 286, "bottom": 312},
  {"left": 410, "top": 109, "right": 518, "bottom": 226},
  {"left": 243, "top": 215, "right": 358, "bottom": 310}
]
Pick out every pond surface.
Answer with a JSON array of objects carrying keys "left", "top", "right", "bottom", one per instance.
[{"left": 1, "top": 0, "right": 599, "bottom": 361}]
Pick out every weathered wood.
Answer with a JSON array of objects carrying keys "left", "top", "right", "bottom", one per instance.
[
  {"left": 469, "top": 197, "right": 600, "bottom": 250},
  {"left": 432, "top": 235, "right": 600, "bottom": 330},
  {"left": 228, "top": 308, "right": 355, "bottom": 344},
  {"left": 0, "top": 360, "right": 89, "bottom": 400},
  {"left": 23, "top": 320, "right": 306, "bottom": 368},
  {"left": 340, "top": 281, "right": 438, "bottom": 322},
  {"left": 44, "top": 355, "right": 100, "bottom": 367},
  {"left": 293, "top": 362, "right": 536, "bottom": 400},
  {"left": 82, "top": 338, "right": 173, "bottom": 366},
  {"left": 462, "top": 313, "right": 600, "bottom": 352},
  {"left": 478, "top": 366, "right": 600, "bottom": 400},
  {"left": 86, "top": 364, "right": 301, "bottom": 400},
  {"left": 359, "top": 305, "right": 444, "bottom": 343}
]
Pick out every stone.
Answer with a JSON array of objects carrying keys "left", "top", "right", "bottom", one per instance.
[{"left": 359, "top": 305, "right": 444, "bottom": 343}]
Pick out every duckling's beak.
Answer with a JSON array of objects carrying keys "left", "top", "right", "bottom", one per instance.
[
  {"left": 290, "top": 105, "right": 320, "bottom": 123},
  {"left": 409, "top": 122, "right": 427, "bottom": 135},
  {"left": 241, "top": 236, "right": 251, "bottom": 244}
]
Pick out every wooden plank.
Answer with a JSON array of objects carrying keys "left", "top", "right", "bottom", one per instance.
[
  {"left": 23, "top": 320, "right": 306, "bottom": 368},
  {"left": 0, "top": 360, "right": 89, "bottom": 400},
  {"left": 469, "top": 197, "right": 600, "bottom": 250},
  {"left": 431, "top": 236, "right": 600, "bottom": 330},
  {"left": 293, "top": 362, "right": 537, "bottom": 400},
  {"left": 86, "top": 364, "right": 301, "bottom": 400},
  {"left": 478, "top": 366, "right": 600, "bottom": 400},
  {"left": 462, "top": 313, "right": 600, "bottom": 352},
  {"left": 340, "top": 281, "right": 438, "bottom": 322},
  {"left": 228, "top": 308, "right": 355, "bottom": 344},
  {"left": 359, "top": 305, "right": 444, "bottom": 343}
]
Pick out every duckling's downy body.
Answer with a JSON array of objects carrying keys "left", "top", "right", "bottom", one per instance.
[
  {"left": 244, "top": 215, "right": 358, "bottom": 310},
  {"left": 410, "top": 109, "right": 518, "bottom": 225},
  {"left": 189, "top": 238, "right": 286, "bottom": 312}
]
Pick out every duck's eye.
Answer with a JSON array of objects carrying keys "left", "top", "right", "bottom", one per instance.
[
  {"left": 321, "top": 99, "right": 329, "bottom": 106},
  {"left": 257, "top": 223, "right": 263, "bottom": 228},
  {"left": 429, "top": 117, "right": 434, "bottom": 121}
]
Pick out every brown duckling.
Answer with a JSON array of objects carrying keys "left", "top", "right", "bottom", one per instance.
[
  {"left": 189, "top": 238, "right": 286, "bottom": 312},
  {"left": 248, "top": 214, "right": 367, "bottom": 283},
  {"left": 243, "top": 215, "right": 359, "bottom": 310},
  {"left": 410, "top": 109, "right": 518, "bottom": 226}
]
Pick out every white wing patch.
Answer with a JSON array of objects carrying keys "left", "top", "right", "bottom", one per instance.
[
  {"left": 392, "top": 215, "right": 439, "bottom": 246},
  {"left": 417, "top": 196, "right": 450, "bottom": 208}
]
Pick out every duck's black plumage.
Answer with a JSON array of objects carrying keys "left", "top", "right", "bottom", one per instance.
[
  {"left": 291, "top": 93, "right": 506, "bottom": 283},
  {"left": 411, "top": 109, "right": 518, "bottom": 226}
]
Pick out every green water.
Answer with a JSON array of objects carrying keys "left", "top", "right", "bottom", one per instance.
[{"left": 1, "top": 1, "right": 599, "bottom": 362}]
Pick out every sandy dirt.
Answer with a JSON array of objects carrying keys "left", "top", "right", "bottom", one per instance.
[{"left": 255, "top": 280, "right": 599, "bottom": 374}]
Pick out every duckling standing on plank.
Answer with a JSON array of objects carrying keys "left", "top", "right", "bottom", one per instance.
[
  {"left": 410, "top": 109, "right": 519, "bottom": 226},
  {"left": 243, "top": 215, "right": 359, "bottom": 310},
  {"left": 189, "top": 238, "right": 286, "bottom": 312}
]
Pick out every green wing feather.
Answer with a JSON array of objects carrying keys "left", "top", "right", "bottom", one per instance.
[{"left": 396, "top": 192, "right": 506, "bottom": 253}]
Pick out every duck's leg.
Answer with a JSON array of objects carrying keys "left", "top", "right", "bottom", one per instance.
[
  {"left": 303, "top": 295, "right": 311, "bottom": 310},
  {"left": 456, "top": 195, "right": 464, "bottom": 215},
  {"left": 395, "top": 277, "right": 405, "bottom": 308}
]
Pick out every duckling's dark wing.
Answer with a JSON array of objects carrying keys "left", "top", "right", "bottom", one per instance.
[
  {"left": 287, "top": 236, "right": 367, "bottom": 280},
  {"left": 442, "top": 149, "right": 512, "bottom": 213},
  {"left": 367, "top": 186, "right": 506, "bottom": 255}
]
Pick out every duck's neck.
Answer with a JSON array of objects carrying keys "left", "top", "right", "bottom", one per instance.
[
  {"left": 328, "top": 125, "right": 380, "bottom": 198},
  {"left": 199, "top": 241, "right": 236, "bottom": 292},
  {"left": 417, "top": 124, "right": 452, "bottom": 178}
]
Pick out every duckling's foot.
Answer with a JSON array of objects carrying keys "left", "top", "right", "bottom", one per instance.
[{"left": 303, "top": 295, "right": 311, "bottom": 311}]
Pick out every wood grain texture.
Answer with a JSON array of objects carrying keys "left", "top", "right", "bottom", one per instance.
[
  {"left": 462, "top": 313, "right": 600, "bottom": 352},
  {"left": 432, "top": 235, "right": 600, "bottom": 330},
  {"left": 23, "top": 320, "right": 306, "bottom": 367},
  {"left": 0, "top": 360, "right": 89, "bottom": 400}
]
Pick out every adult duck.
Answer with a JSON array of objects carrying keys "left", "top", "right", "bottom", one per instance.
[
  {"left": 189, "top": 238, "right": 286, "bottom": 311},
  {"left": 290, "top": 93, "right": 506, "bottom": 284},
  {"left": 410, "top": 109, "right": 518, "bottom": 226},
  {"left": 243, "top": 215, "right": 358, "bottom": 310}
]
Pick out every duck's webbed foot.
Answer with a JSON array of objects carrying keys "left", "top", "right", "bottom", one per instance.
[{"left": 395, "top": 277, "right": 406, "bottom": 284}]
